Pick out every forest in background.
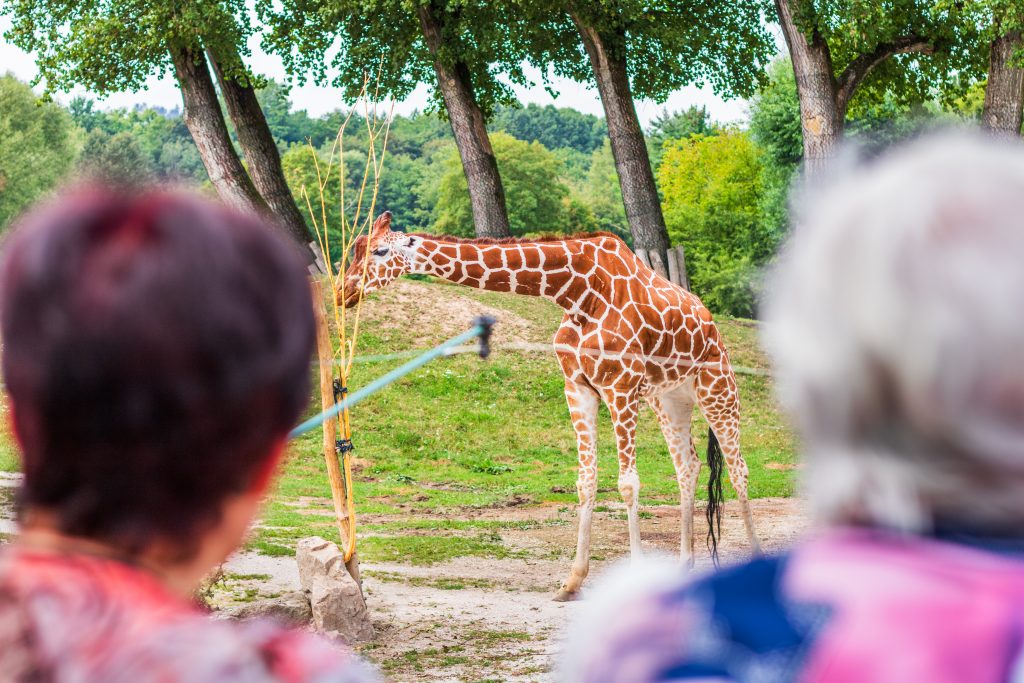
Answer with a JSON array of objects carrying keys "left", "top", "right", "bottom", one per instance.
[{"left": 0, "top": 62, "right": 989, "bottom": 317}]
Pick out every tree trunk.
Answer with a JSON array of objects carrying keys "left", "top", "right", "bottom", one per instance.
[
  {"left": 982, "top": 30, "right": 1024, "bottom": 137},
  {"left": 571, "top": 14, "right": 670, "bottom": 258},
  {"left": 417, "top": 3, "right": 511, "bottom": 238},
  {"left": 207, "top": 46, "right": 318, "bottom": 255},
  {"left": 773, "top": 0, "right": 844, "bottom": 177},
  {"left": 169, "top": 45, "right": 267, "bottom": 213}
]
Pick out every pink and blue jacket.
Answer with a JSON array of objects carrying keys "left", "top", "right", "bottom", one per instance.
[{"left": 561, "top": 528, "right": 1024, "bottom": 682}]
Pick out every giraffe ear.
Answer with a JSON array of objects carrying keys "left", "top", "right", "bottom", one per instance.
[{"left": 371, "top": 211, "right": 392, "bottom": 239}]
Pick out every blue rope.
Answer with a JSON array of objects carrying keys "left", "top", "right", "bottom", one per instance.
[{"left": 288, "top": 321, "right": 491, "bottom": 440}]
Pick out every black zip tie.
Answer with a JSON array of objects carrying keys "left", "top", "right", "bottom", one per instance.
[
  {"left": 475, "top": 315, "right": 496, "bottom": 359},
  {"left": 332, "top": 379, "right": 347, "bottom": 405},
  {"left": 336, "top": 438, "right": 354, "bottom": 454}
]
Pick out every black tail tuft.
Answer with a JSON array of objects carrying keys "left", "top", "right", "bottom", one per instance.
[{"left": 705, "top": 427, "right": 724, "bottom": 567}]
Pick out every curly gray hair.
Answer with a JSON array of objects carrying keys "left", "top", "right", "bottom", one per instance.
[{"left": 763, "top": 133, "right": 1024, "bottom": 534}]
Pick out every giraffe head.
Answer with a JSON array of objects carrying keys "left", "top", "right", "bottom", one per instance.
[{"left": 338, "top": 211, "right": 417, "bottom": 308}]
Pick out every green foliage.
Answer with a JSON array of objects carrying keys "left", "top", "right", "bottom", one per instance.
[
  {"left": 748, "top": 60, "right": 803, "bottom": 171},
  {"left": 0, "top": 75, "right": 78, "bottom": 228},
  {"left": 77, "top": 129, "right": 154, "bottom": 185},
  {"left": 70, "top": 99, "right": 206, "bottom": 183},
  {"left": 579, "top": 140, "right": 630, "bottom": 243},
  {"left": 521, "top": 1, "right": 775, "bottom": 101},
  {"left": 433, "top": 132, "right": 573, "bottom": 237},
  {"left": 490, "top": 103, "right": 607, "bottom": 154},
  {"left": 647, "top": 106, "right": 717, "bottom": 167},
  {"left": 255, "top": 81, "right": 344, "bottom": 150},
  {"left": 3, "top": 0, "right": 255, "bottom": 95},
  {"left": 748, "top": 59, "right": 802, "bottom": 245},
  {"left": 658, "top": 130, "right": 773, "bottom": 317}
]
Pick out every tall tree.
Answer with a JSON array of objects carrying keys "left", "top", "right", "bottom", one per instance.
[
  {"left": 982, "top": 31, "right": 1024, "bottom": 134},
  {"left": 975, "top": 1, "right": 1024, "bottom": 135},
  {"left": 207, "top": 45, "right": 314, "bottom": 246},
  {"left": 262, "top": 0, "right": 527, "bottom": 238},
  {"left": 771, "top": 0, "right": 985, "bottom": 174},
  {"left": 519, "top": 1, "right": 774, "bottom": 262},
  {"left": 4, "top": 1, "right": 318, "bottom": 258}
]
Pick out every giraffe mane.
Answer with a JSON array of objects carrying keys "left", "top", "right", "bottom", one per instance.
[{"left": 406, "top": 231, "right": 625, "bottom": 246}]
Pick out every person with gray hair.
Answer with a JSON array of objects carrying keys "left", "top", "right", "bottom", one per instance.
[{"left": 557, "top": 133, "right": 1024, "bottom": 683}]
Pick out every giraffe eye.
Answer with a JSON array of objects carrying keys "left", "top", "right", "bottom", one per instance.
[{"left": 372, "top": 247, "right": 389, "bottom": 257}]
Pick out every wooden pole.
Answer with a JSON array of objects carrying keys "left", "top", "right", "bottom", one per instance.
[
  {"left": 674, "top": 245, "right": 690, "bottom": 291},
  {"left": 649, "top": 249, "right": 669, "bottom": 279},
  {"left": 635, "top": 248, "right": 652, "bottom": 268},
  {"left": 310, "top": 278, "right": 362, "bottom": 585},
  {"left": 667, "top": 246, "right": 680, "bottom": 286}
]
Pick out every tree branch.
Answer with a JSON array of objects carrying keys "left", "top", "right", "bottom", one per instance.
[{"left": 836, "top": 35, "right": 934, "bottom": 112}]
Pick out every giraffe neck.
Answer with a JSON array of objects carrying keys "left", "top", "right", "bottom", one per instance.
[{"left": 409, "top": 235, "right": 584, "bottom": 307}]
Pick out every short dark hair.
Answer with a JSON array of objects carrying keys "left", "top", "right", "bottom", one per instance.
[{"left": 1, "top": 188, "right": 315, "bottom": 555}]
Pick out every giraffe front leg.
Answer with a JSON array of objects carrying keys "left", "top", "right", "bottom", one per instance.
[
  {"left": 648, "top": 384, "right": 700, "bottom": 568},
  {"left": 603, "top": 388, "right": 643, "bottom": 560},
  {"left": 554, "top": 379, "right": 600, "bottom": 602}
]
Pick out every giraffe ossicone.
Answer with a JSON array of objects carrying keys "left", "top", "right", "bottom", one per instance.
[{"left": 340, "top": 212, "right": 761, "bottom": 599}]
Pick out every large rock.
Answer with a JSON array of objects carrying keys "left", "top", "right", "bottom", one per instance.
[
  {"left": 296, "top": 536, "right": 374, "bottom": 643},
  {"left": 222, "top": 591, "right": 312, "bottom": 627}
]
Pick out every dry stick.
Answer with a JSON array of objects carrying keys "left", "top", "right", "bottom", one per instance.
[
  {"left": 310, "top": 278, "right": 361, "bottom": 584},
  {"left": 318, "top": 75, "right": 395, "bottom": 564},
  {"left": 295, "top": 71, "right": 397, "bottom": 569}
]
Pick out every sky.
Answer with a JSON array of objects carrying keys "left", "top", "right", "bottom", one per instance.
[{"left": 0, "top": 16, "right": 782, "bottom": 128}]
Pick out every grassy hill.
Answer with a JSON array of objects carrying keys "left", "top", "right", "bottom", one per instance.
[
  {"left": 0, "top": 275, "right": 799, "bottom": 563},
  {"left": 250, "top": 276, "right": 798, "bottom": 561}
]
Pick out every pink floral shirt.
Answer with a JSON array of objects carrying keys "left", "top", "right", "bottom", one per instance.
[{"left": 0, "top": 547, "right": 377, "bottom": 682}]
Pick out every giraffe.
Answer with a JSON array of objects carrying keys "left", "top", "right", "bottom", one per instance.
[{"left": 340, "top": 212, "right": 761, "bottom": 600}]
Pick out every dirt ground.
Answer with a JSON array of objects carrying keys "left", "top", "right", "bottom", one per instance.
[
  {"left": 0, "top": 461, "right": 808, "bottom": 682},
  {"left": 221, "top": 497, "right": 810, "bottom": 682}
]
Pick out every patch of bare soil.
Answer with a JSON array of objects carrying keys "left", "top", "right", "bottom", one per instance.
[
  {"left": 223, "top": 497, "right": 810, "bottom": 682},
  {"left": 357, "top": 279, "right": 544, "bottom": 347}
]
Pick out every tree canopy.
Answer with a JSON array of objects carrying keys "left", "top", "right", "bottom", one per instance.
[
  {"left": 3, "top": 0, "right": 255, "bottom": 93},
  {"left": 519, "top": 1, "right": 774, "bottom": 101},
  {"left": 261, "top": 0, "right": 531, "bottom": 117}
]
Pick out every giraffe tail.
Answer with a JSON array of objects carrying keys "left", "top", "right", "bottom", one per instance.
[{"left": 705, "top": 427, "right": 724, "bottom": 567}]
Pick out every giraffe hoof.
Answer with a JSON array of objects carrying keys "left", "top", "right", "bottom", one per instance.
[{"left": 553, "top": 588, "right": 582, "bottom": 602}]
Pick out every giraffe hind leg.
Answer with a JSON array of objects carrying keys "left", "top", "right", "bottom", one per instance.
[
  {"left": 647, "top": 383, "right": 700, "bottom": 568},
  {"left": 695, "top": 366, "right": 762, "bottom": 556},
  {"left": 601, "top": 387, "right": 643, "bottom": 561}
]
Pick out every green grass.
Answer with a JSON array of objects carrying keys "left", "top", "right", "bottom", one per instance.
[
  {"left": 0, "top": 432, "right": 18, "bottom": 473},
  {"left": 257, "top": 276, "right": 797, "bottom": 560},
  {"left": 0, "top": 275, "right": 798, "bottom": 564}
]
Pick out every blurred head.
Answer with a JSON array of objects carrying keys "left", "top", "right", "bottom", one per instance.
[
  {"left": 1, "top": 188, "right": 315, "bottom": 559},
  {"left": 338, "top": 211, "right": 417, "bottom": 308},
  {"left": 764, "top": 133, "right": 1024, "bottom": 535}
]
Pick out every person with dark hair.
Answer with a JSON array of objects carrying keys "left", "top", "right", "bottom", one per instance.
[{"left": 0, "top": 188, "right": 376, "bottom": 681}]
